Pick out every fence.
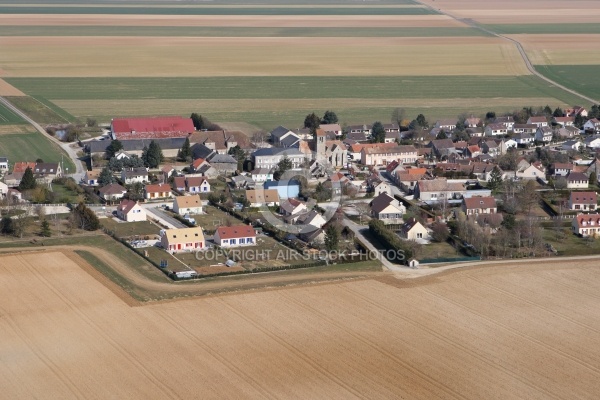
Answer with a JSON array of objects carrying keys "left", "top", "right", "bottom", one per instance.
[{"left": 419, "top": 256, "right": 481, "bottom": 265}]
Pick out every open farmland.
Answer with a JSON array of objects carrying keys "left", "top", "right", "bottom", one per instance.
[
  {"left": 2, "top": 250, "right": 600, "bottom": 398},
  {"left": 0, "top": 100, "right": 25, "bottom": 124},
  {"left": 0, "top": 131, "right": 75, "bottom": 170}
]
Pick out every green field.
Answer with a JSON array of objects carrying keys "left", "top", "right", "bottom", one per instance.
[
  {"left": 0, "top": 6, "right": 436, "bottom": 15},
  {"left": 0, "top": 131, "right": 75, "bottom": 171},
  {"left": 4, "top": 96, "right": 74, "bottom": 124},
  {"left": 0, "top": 0, "right": 417, "bottom": 4},
  {"left": 0, "top": 26, "right": 486, "bottom": 37},
  {"left": 6, "top": 75, "right": 584, "bottom": 101},
  {"left": 0, "top": 102, "right": 25, "bottom": 125},
  {"left": 535, "top": 65, "right": 600, "bottom": 102},
  {"left": 485, "top": 24, "right": 600, "bottom": 35}
]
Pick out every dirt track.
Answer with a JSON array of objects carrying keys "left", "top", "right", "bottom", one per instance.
[{"left": 2, "top": 250, "right": 600, "bottom": 399}]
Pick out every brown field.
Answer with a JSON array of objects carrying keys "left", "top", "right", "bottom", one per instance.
[
  {"left": 511, "top": 34, "right": 600, "bottom": 65},
  {"left": 0, "top": 78, "right": 25, "bottom": 96},
  {"left": 2, "top": 249, "right": 600, "bottom": 399},
  {"left": 0, "top": 14, "right": 463, "bottom": 28},
  {"left": 55, "top": 97, "right": 560, "bottom": 118},
  {"left": 420, "top": 0, "right": 600, "bottom": 23},
  {"left": 0, "top": 36, "right": 528, "bottom": 77}
]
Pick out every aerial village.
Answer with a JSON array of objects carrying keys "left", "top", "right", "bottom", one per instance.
[{"left": 4, "top": 106, "right": 600, "bottom": 277}]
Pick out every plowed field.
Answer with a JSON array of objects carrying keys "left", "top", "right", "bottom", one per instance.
[{"left": 2, "top": 250, "right": 600, "bottom": 399}]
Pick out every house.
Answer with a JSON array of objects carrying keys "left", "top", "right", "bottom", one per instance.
[
  {"left": 264, "top": 179, "right": 300, "bottom": 199},
  {"left": 121, "top": 167, "right": 148, "bottom": 184},
  {"left": 399, "top": 218, "right": 429, "bottom": 241},
  {"left": 494, "top": 116, "right": 515, "bottom": 130},
  {"left": 214, "top": 225, "right": 256, "bottom": 247},
  {"left": 270, "top": 126, "right": 298, "bottom": 147},
  {"left": 13, "top": 161, "right": 36, "bottom": 174},
  {"left": 161, "top": 227, "right": 205, "bottom": 252},
  {"left": 6, "top": 188, "right": 22, "bottom": 202},
  {"left": 3, "top": 173, "right": 22, "bottom": 187},
  {"left": 480, "top": 140, "right": 500, "bottom": 156},
  {"left": 535, "top": 126, "right": 553, "bottom": 142},
  {"left": 557, "top": 126, "right": 579, "bottom": 139},
  {"left": 513, "top": 133, "right": 535, "bottom": 147},
  {"left": 572, "top": 213, "right": 600, "bottom": 237},
  {"left": 501, "top": 139, "right": 517, "bottom": 153},
  {"left": 414, "top": 178, "right": 467, "bottom": 203},
  {"left": 172, "top": 176, "right": 186, "bottom": 192},
  {"left": 33, "top": 162, "right": 62, "bottom": 183},
  {"left": 320, "top": 123, "right": 342, "bottom": 137},
  {"left": 347, "top": 124, "right": 372, "bottom": 137},
  {"left": 512, "top": 124, "right": 537, "bottom": 134},
  {"left": 173, "top": 194, "right": 203, "bottom": 215},
  {"left": 0, "top": 157, "right": 8, "bottom": 171},
  {"left": 231, "top": 175, "right": 255, "bottom": 189},
  {"left": 245, "top": 188, "right": 280, "bottom": 207},
  {"left": 562, "top": 140, "right": 583, "bottom": 151},
  {"left": 144, "top": 183, "right": 172, "bottom": 200},
  {"left": 470, "top": 163, "right": 501, "bottom": 181},
  {"left": 553, "top": 116, "right": 575, "bottom": 127},
  {"left": 114, "top": 150, "right": 131, "bottom": 160},
  {"left": 0, "top": 181, "right": 8, "bottom": 197},
  {"left": 466, "top": 127, "right": 484, "bottom": 137},
  {"left": 466, "top": 145, "right": 481, "bottom": 158},
  {"left": 88, "top": 137, "right": 187, "bottom": 159},
  {"left": 567, "top": 172, "right": 589, "bottom": 189},
  {"left": 569, "top": 191, "right": 597, "bottom": 212},
  {"left": 584, "top": 135, "right": 600, "bottom": 149},
  {"left": 348, "top": 142, "right": 396, "bottom": 160},
  {"left": 186, "top": 176, "right": 210, "bottom": 193},
  {"left": 430, "top": 139, "right": 456, "bottom": 159},
  {"left": 296, "top": 210, "right": 326, "bottom": 229},
  {"left": 252, "top": 147, "right": 305, "bottom": 170},
  {"left": 299, "top": 227, "right": 325, "bottom": 244},
  {"left": 485, "top": 123, "right": 508, "bottom": 137},
  {"left": 188, "top": 130, "right": 252, "bottom": 154},
  {"left": 116, "top": 200, "right": 146, "bottom": 222},
  {"left": 279, "top": 198, "right": 307, "bottom": 216},
  {"left": 207, "top": 153, "right": 238, "bottom": 175},
  {"left": 373, "top": 181, "right": 393, "bottom": 196},
  {"left": 161, "top": 165, "right": 176, "bottom": 181},
  {"left": 516, "top": 162, "right": 545, "bottom": 180},
  {"left": 551, "top": 163, "right": 574, "bottom": 177},
  {"left": 361, "top": 145, "right": 417, "bottom": 166},
  {"left": 345, "top": 130, "right": 369, "bottom": 143},
  {"left": 84, "top": 169, "right": 102, "bottom": 186},
  {"left": 461, "top": 196, "right": 497, "bottom": 216},
  {"left": 465, "top": 117, "right": 481, "bottom": 128},
  {"left": 111, "top": 116, "right": 194, "bottom": 141},
  {"left": 370, "top": 193, "right": 406, "bottom": 225},
  {"left": 565, "top": 106, "right": 587, "bottom": 118},
  {"left": 435, "top": 119, "right": 458, "bottom": 131},
  {"left": 98, "top": 183, "right": 127, "bottom": 202},
  {"left": 527, "top": 116, "right": 548, "bottom": 127},
  {"left": 395, "top": 171, "right": 426, "bottom": 193},
  {"left": 251, "top": 168, "right": 274, "bottom": 183},
  {"left": 584, "top": 118, "right": 600, "bottom": 133}
]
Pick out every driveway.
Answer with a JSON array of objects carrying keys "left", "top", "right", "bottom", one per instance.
[{"left": 145, "top": 207, "right": 186, "bottom": 229}]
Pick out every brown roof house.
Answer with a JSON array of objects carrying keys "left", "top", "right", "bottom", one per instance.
[
  {"left": 370, "top": 193, "right": 406, "bottom": 225},
  {"left": 116, "top": 200, "right": 146, "bottom": 222},
  {"left": 245, "top": 188, "right": 280, "bottom": 207},
  {"left": 144, "top": 183, "right": 172, "bottom": 200},
  {"left": 98, "top": 183, "right": 127, "bottom": 203},
  {"left": 461, "top": 196, "right": 497, "bottom": 216},
  {"left": 399, "top": 218, "right": 429, "bottom": 241},
  {"left": 569, "top": 191, "right": 597, "bottom": 212},
  {"left": 572, "top": 213, "right": 600, "bottom": 237},
  {"left": 214, "top": 225, "right": 257, "bottom": 247}
]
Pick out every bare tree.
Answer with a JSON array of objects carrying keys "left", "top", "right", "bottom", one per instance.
[{"left": 517, "top": 181, "right": 539, "bottom": 215}]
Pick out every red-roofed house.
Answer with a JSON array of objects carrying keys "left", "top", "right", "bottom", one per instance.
[
  {"left": 573, "top": 213, "right": 600, "bottom": 237},
  {"left": 553, "top": 116, "right": 575, "bottom": 127},
  {"left": 111, "top": 116, "right": 194, "bottom": 140},
  {"left": 116, "top": 200, "right": 146, "bottom": 222},
  {"left": 569, "top": 191, "right": 597, "bottom": 212},
  {"left": 461, "top": 196, "right": 497, "bottom": 216},
  {"left": 173, "top": 176, "right": 186, "bottom": 192},
  {"left": 186, "top": 176, "right": 210, "bottom": 193},
  {"left": 13, "top": 161, "right": 36, "bottom": 174},
  {"left": 144, "top": 183, "right": 172, "bottom": 200},
  {"left": 214, "top": 225, "right": 257, "bottom": 247}
]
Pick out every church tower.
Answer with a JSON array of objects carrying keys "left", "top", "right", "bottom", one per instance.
[{"left": 315, "top": 128, "right": 326, "bottom": 162}]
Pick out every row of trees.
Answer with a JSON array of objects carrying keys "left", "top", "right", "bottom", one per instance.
[{"left": 105, "top": 139, "right": 164, "bottom": 168}]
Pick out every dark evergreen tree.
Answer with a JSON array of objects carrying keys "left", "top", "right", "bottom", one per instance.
[
  {"left": 321, "top": 110, "right": 338, "bottom": 124},
  {"left": 303, "top": 112, "right": 321, "bottom": 130},
  {"left": 40, "top": 219, "right": 51, "bottom": 237},
  {"left": 142, "top": 140, "right": 164, "bottom": 168},
  {"left": 106, "top": 140, "right": 123, "bottom": 158},
  {"left": 370, "top": 121, "right": 386, "bottom": 143},
  {"left": 324, "top": 224, "right": 340, "bottom": 251},
  {"left": 18, "top": 167, "right": 36, "bottom": 191},
  {"left": 98, "top": 166, "right": 114, "bottom": 186},
  {"left": 177, "top": 137, "right": 191, "bottom": 161},
  {"left": 190, "top": 113, "right": 204, "bottom": 130}
]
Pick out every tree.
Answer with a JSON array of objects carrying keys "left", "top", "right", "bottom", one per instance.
[
  {"left": 391, "top": 108, "right": 406, "bottom": 127},
  {"left": 543, "top": 105, "right": 553, "bottom": 116},
  {"left": 487, "top": 166, "right": 504, "bottom": 194},
  {"left": 431, "top": 222, "right": 449, "bottom": 243},
  {"left": 589, "top": 105, "right": 600, "bottom": 119},
  {"left": 40, "top": 219, "right": 51, "bottom": 237},
  {"left": 415, "top": 114, "right": 428, "bottom": 128},
  {"left": 321, "top": 110, "right": 338, "bottom": 124},
  {"left": 98, "top": 166, "right": 114, "bottom": 186},
  {"left": 485, "top": 111, "right": 496, "bottom": 121},
  {"left": 177, "top": 137, "right": 191, "bottom": 162},
  {"left": 553, "top": 107, "right": 564, "bottom": 117},
  {"left": 228, "top": 145, "right": 247, "bottom": 171},
  {"left": 555, "top": 177, "right": 568, "bottom": 190},
  {"left": 435, "top": 130, "right": 448, "bottom": 140},
  {"left": 86, "top": 118, "right": 97, "bottom": 127},
  {"left": 142, "top": 140, "right": 164, "bottom": 168},
  {"left": 574, "top": 114, "right": 585, "bottom": 129},
  {"left": 18, "top": 167, "right": 36, "bottom": 191},
  {"left": 370, "top": 121, "right": 386, "bottom": 143},
  {"left": 71, "top": 202, "right": 100, "bottom": 231},
  {"left": 190, "top": 113, "right": 204, "bottom": 131},
  {"left": 273, "top": 155, "right": 292, "bottom": 181},
  {"left": 518, "top": 181, "right": 539, "bottom": 214},
  {"left": 303, "top": 112, "right": 320, "bottom": 131},
  {"left": 106, "top": 140, "right": 123, "bottom": 159},
  {"left": 590, "top": 172, "right": 598, "bottom": 186},
  {"left": 324, "top": 224, "right": 340, "bottom": 251},
  {"left": 0, "top": 216, "right": 14, "bottom": 235},
  {"left": 314, "top": 182, "right": 332, "bottom": 202},
  {"left": 128, "top": 182, "right": 144, "bottom": 201}
]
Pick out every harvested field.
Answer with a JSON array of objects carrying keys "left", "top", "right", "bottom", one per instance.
[
  {"left": 534, "top": 65, "right": 600, "bottom": 103},
  {"left": 0, "top": 100, "right": 25, "bottom": 124},
  {"left": 511, "top": 34, "right": 600, "bottom": 65},
  {"left": 485, "top": 23, "right": 600, "bottom": 35},
  {"left": 0, "top": 124, "right": 35, "bottom": 135},
  {"left": 0, "top": 36, "right": 529, "bottom": 77},
  {"left": 2, "top": 250, "right": 600, "bottom": 398},
  {"left": 0, "top": 78, "right": 25, "bottom": 96}
]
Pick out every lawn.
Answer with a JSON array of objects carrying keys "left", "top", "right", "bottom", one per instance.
[
  {"left": 485, "top": 24, "right": 600, "bottom": 35},
  {"left": 418, "top": 241, "right": 461, "bottom": 260},
  {"left": 192, "top": 205, "right": 237, "bottom": 231},
  {"left": 0, "top": 26, "right": 486, "bottom": 37},
  {"left": 101, "top": 218, "right": 161, "bottom": 239},
  {"left": 0, "top": 6, "right": 436, "bottom": 15},
  {"left": 0, "top": 131, "right": 75, "bottom": 171},
  {"left": 543, "top": 228, "right": 600, "bottom": 256},
  {"left": 4, "top": 96, "right": 74, "bottom": 124},
  {"left": 535, "top": 65, "right": 600, "bottom": 102},
  {"left": 0, "top": 101, "right": 25, "bottom": 124}
]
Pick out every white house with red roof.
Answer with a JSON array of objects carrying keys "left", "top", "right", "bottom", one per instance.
[
  {"left": 144, "top": 183, "right": 172, "bottom": 200},
  {"left": 569, "top": 191, "right": 597, "bottom": 212},
  {"left": 186, "top": 176, "right": 210, "bottom": 193},
  {"left": 573, "top": 213, "right": 600, "bottom": 237},
  {"left": 553, "top": 116, "right": 575, "bottom": 127},
  {"left": 584, "top": 118, "right": 600, "bottom": 133},
  {"left": 111, "top": 116, "right": 194, "bottom": 140},
  {"left": 116, "top": 200, "right": 146, "bottom": 222},
  {"left": 461, "top": 196, "right": 497, "bottom": 216},
  {"left": 214, "top": 225, "right": 257, "bottom": 247}
]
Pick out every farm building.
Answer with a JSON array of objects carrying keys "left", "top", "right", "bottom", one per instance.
[
  {"left": 111, "top": 116, "right": 194, "bottom": 140},
  {"left": 161, "top": 227, "right": 205, "bottom": 252},
  {"left": 214, "top": 225, "right": 256, "bottom": 247}
]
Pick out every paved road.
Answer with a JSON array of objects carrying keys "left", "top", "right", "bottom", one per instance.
[
  {"left": 342, "top": 218, "right": 407, "bottom": 272},
  {"left": 144, "top": 206, "right": 186, "bottom": 229},
  {"left": 416, "top": 1, "right": 599, "bottom": 105},
  {"left": 0, "top": 96, "right": 86, "bottom": 182}
]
